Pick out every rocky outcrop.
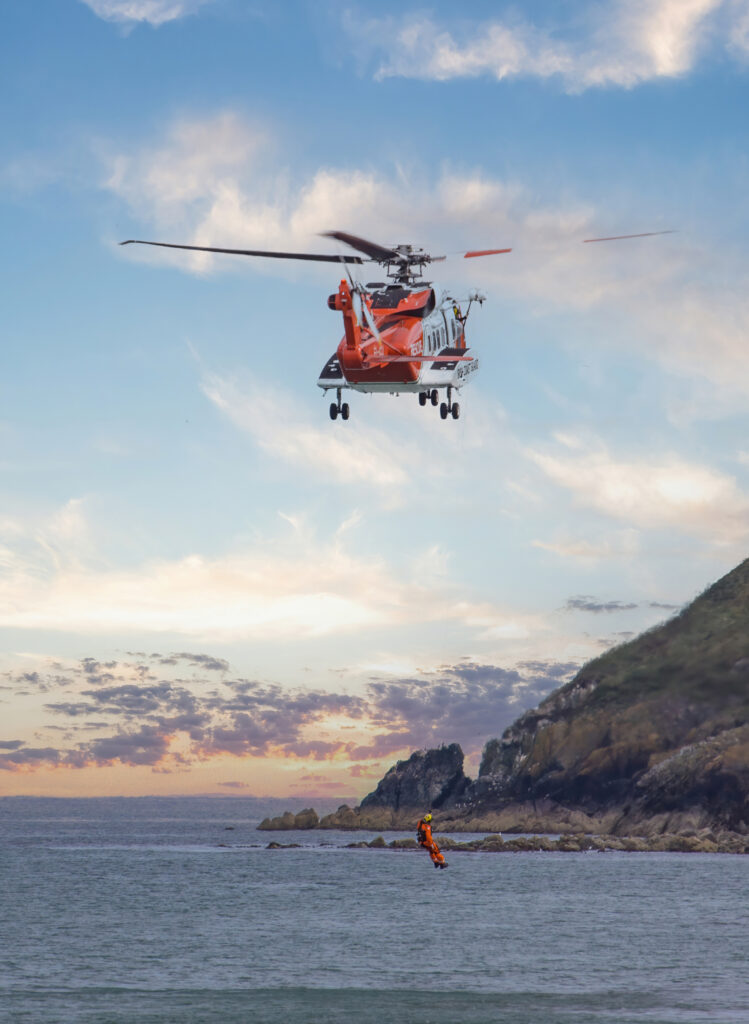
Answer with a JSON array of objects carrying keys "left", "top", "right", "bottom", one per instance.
[
  {"left": 259, "top": 745, "right": 470, "bottom": 832},
  {"left": 317, "top": 804, "right": 417, "bottom": 830},
  {"left": 258, "top": 807, "right": 319, "bottom": 830},
  {"left": 359, "top": 743, "right": 470, "bottom": 812}
]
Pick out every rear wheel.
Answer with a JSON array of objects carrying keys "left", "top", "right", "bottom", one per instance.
[
  {"left": 440, "top": 402, "right": 448, "bottom": 420},
  {"left": 329, "top": 403, "right": 338, "bottom": 420},
  {"left": 341, "top": 403, "right": 350, "bottom": 420},
  {"left": 430, "top": 390, "right": 439, "bottom": 406},
  {"left": 451, "top": 402, "right": 460, "bottom": 420},
  {"left": 418, "top": 392, "right": 427, "bottom": 407}
]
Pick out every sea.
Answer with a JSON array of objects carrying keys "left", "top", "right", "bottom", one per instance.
[{"left": 1, "top": 797, "right": 747, "bottom": 1024}]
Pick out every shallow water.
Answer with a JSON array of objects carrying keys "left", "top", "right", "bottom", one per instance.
[{"left": 1, "top": 797, "right": 747, "bottom": 1023}]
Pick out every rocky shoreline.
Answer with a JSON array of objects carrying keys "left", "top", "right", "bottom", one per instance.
[
  {"left": 257, "top": 799, "right": 739, "bottom": 837},
  {"left": 263, "top": 830, "right": 749, "bottom": 855}
]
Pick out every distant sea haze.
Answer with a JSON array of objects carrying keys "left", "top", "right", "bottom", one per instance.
[{"left": 2, "top": 796, "right": 748, "bottom": 1023}]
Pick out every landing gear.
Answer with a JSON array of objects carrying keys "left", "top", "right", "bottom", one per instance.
[
  {"left": 329, "top": 389, "right": 349, "bottom": 421},
  {"left": 430, "top": 389, "right": 439, "bottom": 407},
  {"left": 438, "top": 387, "right": 459, "bottom": 422},
  {"left": 418, "top": 391, "right": 428, "bottom": 407}
]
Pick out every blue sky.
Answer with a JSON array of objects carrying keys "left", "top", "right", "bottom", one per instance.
[{"left": 1, "top": 0, "right": 749, "bottom": 796}]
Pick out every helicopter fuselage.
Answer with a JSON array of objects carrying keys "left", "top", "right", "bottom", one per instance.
[{"left": 317, "top": 283, "right": 479, "bottom": 401}]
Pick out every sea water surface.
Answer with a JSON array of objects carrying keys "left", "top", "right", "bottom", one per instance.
[{"left": 1, "top": 797, "right": 747, "bottom": 1024}]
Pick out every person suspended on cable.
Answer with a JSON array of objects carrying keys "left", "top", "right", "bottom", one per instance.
[{"left": 416, "top": 813, "right": 448, "bottom": 869}]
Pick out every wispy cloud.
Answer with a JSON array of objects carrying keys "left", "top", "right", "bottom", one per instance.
[
  {"left": 565, "top": 596, "right": 638, "bottom": 613},
  {"left": 563, "top": 594, "right": 678, "bottom": 613},
  {"left": 202, "top": 373, "right": 412, "bottom": 492},
  {"left": 358, "top": 0, "right": 738, "bottom": 91},
  {"left": 0, "top": 498, "right": 525, "bottom": 641},
  {"left": 80, "top": 0, "right": 212, "bottom": 27},
  {"left": 529, "top": 435, "right": 749, "bottom": 543}
]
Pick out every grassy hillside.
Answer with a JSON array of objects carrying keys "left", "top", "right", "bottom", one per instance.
[
  {"left": 566, "top": 557, "right": 749, "bottom": 714},
  {"left": 476, "top": 559, "right": 749, "bottom": 831}
]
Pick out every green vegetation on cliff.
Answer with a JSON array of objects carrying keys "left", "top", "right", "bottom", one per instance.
[{"left": 475, "top": 558, "right": 749, "bottom": 832}]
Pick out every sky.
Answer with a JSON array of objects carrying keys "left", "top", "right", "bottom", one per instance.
[{"left": 1, "top": 0, "right": 748, "bottom": 798}]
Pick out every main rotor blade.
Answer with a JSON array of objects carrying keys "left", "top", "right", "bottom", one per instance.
[
  {"left": 583, "top": 230, "right": 676, "bottom": 243},
  {"left": 320, "top": 231, "right": 401, "bottom": 262},
  {"left": 463, "top": 248, "right": 513, "bottom": 259},
  {"left": 461, "top": 231, "right": 675, "bottom": 258},
  {"left": 119, "top": 240, "right": 364, "bottom": 263}
]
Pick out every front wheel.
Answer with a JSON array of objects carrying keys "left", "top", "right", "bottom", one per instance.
[
  {"left": 451, "top": 402, "right": 460, "bottom": 420},
  {"left": 341, "top": 402, "right": 350, "bottom": 420},
  {"left": 329, "top": 403, "right": 338, "bottom": 420},
  {"left": 440, "top": 402, "right": 448, "bottom": 420}
]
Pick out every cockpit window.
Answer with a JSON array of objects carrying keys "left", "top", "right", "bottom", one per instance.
[{"left": 370, "top": 288, "right": 411, "bottom": 308}]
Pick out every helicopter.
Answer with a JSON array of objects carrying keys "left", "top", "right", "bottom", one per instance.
[{"left": 120, "top": 228, "right": 673, "bottom": 422}]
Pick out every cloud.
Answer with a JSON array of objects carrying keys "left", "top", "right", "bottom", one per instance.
[
  {"left": 730, "top": 0, "right": 749, "bottom": 54},
  {"left": 80, "top": 0, "right": 212, "bottom": 27},
  {"left": 529, "top": 436, "right": 749, "bottom": 543},
  {"left": 85, "top": 725, "right": 171, "bottom": 766},
  {"left": 202, "top": 373, "right": 415, "bottom": 494},
  {"left": 107, "top": 111, "right": 607, "bottom": 280},
  {"left": 563, "top": 595, "right": 677, "bottom": 613},
  {"left": 348, "top": 660, "right": 579, "bottom": 759},
  {"left": 0, "top": 747, "right": 62, "bottom": 770},
  {"left": 565, "top": 596, "right": 639, "bottom": 613},
  {"left": 160, "top": 652, "right": 230, "bottom": 672},
  {"left": 361, "top": 0, "right": 732, "bottom": 91},
  {"left": 0, "top": 497, "right": 533, "bottom": 643},
  {"left": 533, "top": 529, "right": 641, "bottom": 564},
  {"left": 0, "top": 653, "right": 578, "bottom": 772}
]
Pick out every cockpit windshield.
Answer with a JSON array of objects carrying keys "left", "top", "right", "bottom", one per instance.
[
  {"left": 369, "top": 287, "right": 436, "bottom": 317},
  {"left": 370, "top": 287, "right": 411, "bottom": 308}
]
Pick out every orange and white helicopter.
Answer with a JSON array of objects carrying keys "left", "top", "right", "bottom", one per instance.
[{"left": 121, "top": 228, "right": 672, "bottom": 422}]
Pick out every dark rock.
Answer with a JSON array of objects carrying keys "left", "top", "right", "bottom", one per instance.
[
  {"left": 368, "top": 835, "right": 387, "bottom": 848},
  {"left": 359, "top": 743, "right": 470, "bottom": 812},
  {"left": 258, "top": 807, "right": 319, "bottom": 831}
]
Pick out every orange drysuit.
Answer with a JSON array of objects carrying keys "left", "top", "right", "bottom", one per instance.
[{"left": 416, "top": 817, "right": 447, "bottom": 868}]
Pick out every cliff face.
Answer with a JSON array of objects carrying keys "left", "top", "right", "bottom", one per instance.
[
  {"left": 359, "top": 743, "right": 469, "bottom": 812},
  {"left": 468, "top": 558, "right": 749, "bottom": 833},
  {"left": 315, "top": 744, "right": 470, "bottom": 830}
]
